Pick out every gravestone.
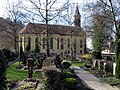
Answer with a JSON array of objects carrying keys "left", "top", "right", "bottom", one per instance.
[
  {"left": 113, "top": 62, "right": 116, "bottom": 75},
  {"left": 103, "top": 62, "right": 107, "bottom": 70},
  {"left": 27, "top": 58, "right": 34, "bottom": 78},
  {"left": 42, "top": 57, "right": 60, "bottom": 80}
]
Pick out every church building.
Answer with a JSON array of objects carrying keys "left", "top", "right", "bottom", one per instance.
[{"left": 18, "top": 5, "right": 86, "bottom": 55}]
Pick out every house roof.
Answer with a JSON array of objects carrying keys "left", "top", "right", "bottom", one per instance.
[{"left": 19, "top": 23, "right": 86, "bottom": 36}]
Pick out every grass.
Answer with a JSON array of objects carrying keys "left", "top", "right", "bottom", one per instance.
[
  {"left": 6, "top": 62, "right": 42, "bottom": 81},
  {"left": 72, "top": 62, "right": 85, "bottom": 67},
  {"left": 63, "top": 60, "right": 85, "bottom": 67}
]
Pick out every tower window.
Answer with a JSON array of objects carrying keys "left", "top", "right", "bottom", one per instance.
[
  {"left": 68, "top": 39, "right": 70, "bottom": 49},
  {"left": 80, "top": 40, "right": 83, "bottom": 48}
]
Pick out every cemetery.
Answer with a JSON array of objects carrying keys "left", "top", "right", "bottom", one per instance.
[
  {"left": 0, "top": 0, "right": 120, "bottom": 90},
  {"left": 0, "top": 48, "right": 118, "bottom": 90}
]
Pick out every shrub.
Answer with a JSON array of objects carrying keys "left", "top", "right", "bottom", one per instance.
[
  {"left": 68, "top": 68, "right": 74, "bottom": 73},
  {"left": 0, "top": 50, "right": 7, "bottom": 90},
  {"left": 105, "top": 62, "right": 113, "bottom": 74},
  {"left": 85, "top": 64, "right": 92, "bottom": 68},
  {"left": 62, "top": 62, "right": 71, "bottom": 69},
  {"left": 45, "top": 70, "right": 60, "bottom": 90},
  {"left": 60, "top": 72, "right": 73, "bottom": 80},
  {"left": 2, "top": 48, "right": 11, "bottom": 59},
  {"left": 19, "top": 46, "right": 26, "bottom": 64},
  {"left": 92, "top": 51, "right": 102, "bottom": 59},
  {"left": 106, "top": 56, "right": 112, "bottom": 61},
  {"left": 19, "top": 46, "right": 24, "bottom": 59},
  {"left": 62, "top": 78, "right": 77, "bottom": 89},
  {"left": 54, "top": 55, "right": 63, "bottom": 68}
]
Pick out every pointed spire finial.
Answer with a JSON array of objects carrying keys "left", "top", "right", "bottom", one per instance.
[
  {"left": 74, "top": 3, "right": 81, "bottom": 27},
  {"left": 76, "top": 3, "right": 79, "bottom": 15}
]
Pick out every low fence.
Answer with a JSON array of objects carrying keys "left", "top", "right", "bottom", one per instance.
[{"left": 92, "top": 59, "right": 116, "bottom": 75}]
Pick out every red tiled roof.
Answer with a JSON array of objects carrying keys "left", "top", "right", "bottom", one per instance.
[{"left": 19, "top": 23, "right": 85, "bottom": 36}]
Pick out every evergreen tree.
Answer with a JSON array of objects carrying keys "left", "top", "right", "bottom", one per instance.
[
  {"left": 20, "top": 45, "right": 24, "bottom": 59},
  {"left": 0, "top": 50, "right": 7, "bottom": 90},
  {"left": 115, "top": 53, "right": 120, "bottom": 79},
  {"left": 92, "top": 13, "right": 104, "bottom": 59},
  {"left": 19, "top": 46, "right": 26, "bottom": 64}
]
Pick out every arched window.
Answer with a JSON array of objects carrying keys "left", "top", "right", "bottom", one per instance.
[
  {"left": 26, "top": 37, "right": 31, "bottom": 51},
  {"left": 74, "top": 39, "right": 76, "bottom": 53},
  {"left": 35, "top": 37, "right": 38, "bottom": 44},
  {"left": 68, "top": 39, "right": 70, "bottom": 49},
  {"left": 57, "top": 38, "right": 59, "bottom": 49},
  {"left": 20, "top": 37, "right": 22, "bottom": 46},
  {"left": 80, "top": 40, "right": 83, "bottom": 48},
  {"left": 61, "top": 38, "right": 64, "bottom": 49},
  {"left": 35, "top": 37, "right": 40, "bottom": 52},
  {"left": 28, "top": 37, "right": 31, "bottom": 50},
  {"left": 43, "top": 37, "right": 46, "bottom": 49},
  {"left": 50, "top": 37, "right": 53, "bottom": 49},
  {"left": 74, "top": 39, "right": 76, "bottom": 49}
]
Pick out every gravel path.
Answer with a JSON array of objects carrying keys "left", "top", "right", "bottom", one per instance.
[{"left": 73, "top": 66, "right": 120, "bottom": 90}]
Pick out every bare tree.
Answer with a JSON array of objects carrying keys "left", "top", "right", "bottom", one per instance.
[
  {"left": 22, "top": 0, "right": 69, "bottom": 56},
  {"left": 82, "top": 0, "right": 120, "bottom": 78},
  {"left": 1, "top": 0, "right": 27, "bottom": 52},
  {"left": 82, "top": 0, "right": 119, "bottom": 51}
]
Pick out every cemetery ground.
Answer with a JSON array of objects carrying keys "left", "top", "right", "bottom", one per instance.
[
  {"left": 5, "top": 53, "right": 120, "bottom": 90},
  {"left": 6, "top": 61, "right": 42, "bottom": 89}
]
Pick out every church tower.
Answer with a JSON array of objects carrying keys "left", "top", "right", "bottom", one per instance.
[{"left": 74, "top": 4, "right": 81, "bottom": 27}]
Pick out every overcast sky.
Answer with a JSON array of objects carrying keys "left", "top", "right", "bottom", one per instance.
[{"left": 0, "top": 0, "right": 85, "bottom": 17}]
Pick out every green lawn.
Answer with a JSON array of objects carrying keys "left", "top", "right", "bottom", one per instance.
[
  {"left": 6, "top": 62, "right": 42, "bottom": 81},
  {"left": 63, "top": 60, "right": 85, "bottom": 67},
  {"left": 72, "top": 62, "right": 85, "bottom": 67}
]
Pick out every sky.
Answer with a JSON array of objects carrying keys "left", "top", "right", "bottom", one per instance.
[
  {"left": 0, "top": 0, "right": 85, "bottom": 17},
  {"left": 0, "top": 0, "right": 7, "bottom": 17}
]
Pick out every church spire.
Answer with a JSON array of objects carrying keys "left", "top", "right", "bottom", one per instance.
[{"left": 74, "top": 4, "right": 81, "bottom": 27}]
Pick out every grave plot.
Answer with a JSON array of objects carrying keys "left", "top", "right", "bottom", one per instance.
[{"left": 14, "top": 79, "right": 39, "bottom": 90}]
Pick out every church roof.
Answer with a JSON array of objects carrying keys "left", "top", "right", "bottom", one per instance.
[{"left": 19, "top": 23, "right": 85, "bottom": 36}]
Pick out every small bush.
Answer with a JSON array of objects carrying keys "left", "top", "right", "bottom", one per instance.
[
  {"left": 0, "top": 50, "right": 7, "bottom": 90},
  {"left": 62, "top": 62, "right": 71, "bottom": 69},
  {"left": 62, "top": 78, "right": 77, "bottom": 89},
  {"left": 60, "top": 72, "right": 73, "bottom": 80},
  {"left": 105, "top": 62, "right": 113, "bottom": 74},
  {"left": 2, "top": 48, "right": 11, "bottom": 59},
  {"left": 85, "top": 64, "right": 92, "bottom": 68},
  {"left": 45, "top": 70, "right": 60, "bottom": 90},
  {"left": 92, "top": 51, "right": 102, "bottom": 59}
]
